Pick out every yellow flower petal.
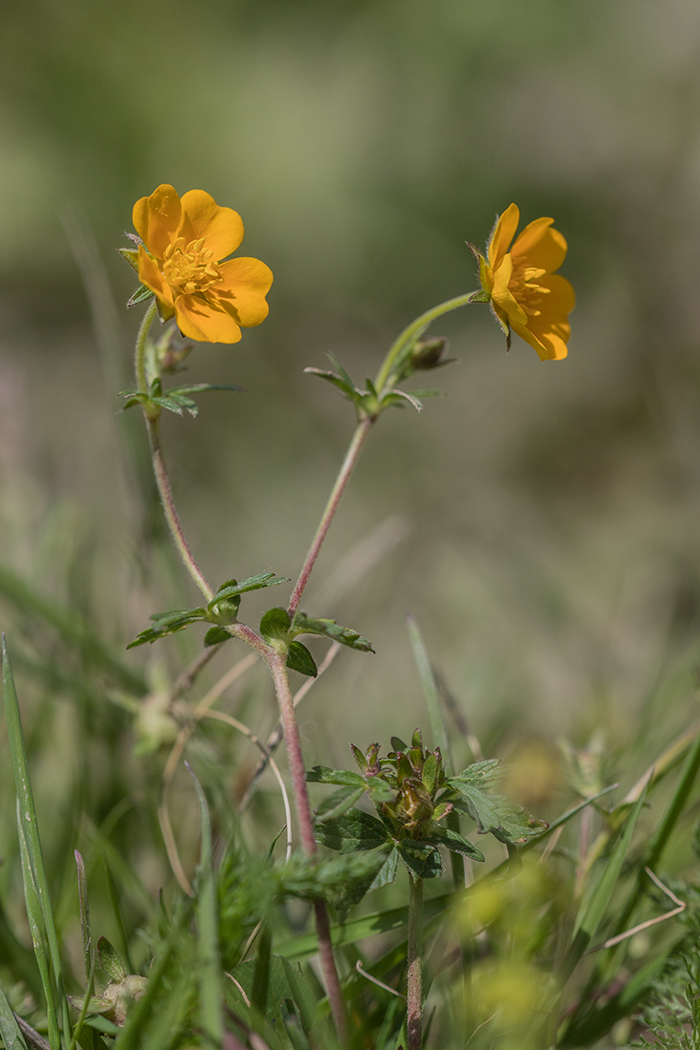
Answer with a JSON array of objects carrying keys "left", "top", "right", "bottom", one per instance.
[
  {"left": 487, "top": 203, "right": 519, "bottom": 268},
  {"left": 509, "top": 317, "right": 558, "bottom": 361},
  {"left": 511, "top": 217, "right": 567, "bottom": 273},
  {"left": 491, "top": 255, "right": 528, "bottom": 326},
  {"left": 137, "top": 245, "right": 173, "bottom": 307},
  {"left": 132, "top": 185, "right": 182, "bottom": 259},
  {"left": 216, "top": 258, "right": 274, "bottom": 327},
  {"left": 179, "top": 190, "right": 244, "bottom": 260},
  {"left": 174, "top": 294, "right": 243, "bottom": 344}
]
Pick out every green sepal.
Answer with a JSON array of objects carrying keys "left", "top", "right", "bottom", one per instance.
[
  {"left": 118, "top": 247, "right": 140, "bottom": 273},
  {"left": 97, "top": 937, "right": 127, "bottom": 982},
  {"left": 127, "top": 607, "right": 208, "bottom": 648},
  {"left": 286, "top": 641, "right": 317, "bottom": 677},
  {"left": 390, "top": 736, "right": 409, "bottom": 753},
  {"left": 398, "top": 840, "right": 443, "bottom": 879},
  {"left": 203, "top": 626, "right": 232, "bottom": 646},
  {"left": 307, "top": 766, "right": 367, "bottom": 788},
  {"left": 468, "top": 289, "right": 491, "bottom": 305},
  {"left": 126, "top": 284, "right": 155, "bottom": 308},
  {"left": 422, "top": 752, "right": 438, "bottom": 793},
  {"left": 259, "top": 607, "right": 291, "bottom": 642},
  {"left": 291, "top": 613, "right": 374, "bottom": 652},
  {"left": 315, "top": 809, "right": 391, "bottom": 853}
]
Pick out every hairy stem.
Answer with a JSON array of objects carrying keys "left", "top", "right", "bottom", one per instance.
[
  {"left": 374, "top": 291, "right": 478, "bottom": 394},
  {"left": 287, "top": 416, "right": 373, "bottom": 619},
  {"left": 407, "top": 875, "right": 424, "bottom": 1050},
  {"left": 147, "top": 417, "right": 214, "bottom": 602},
  {"left": 134, "top": 299, "right": 157, "bottom": 394},
  {"left": 267, "top": 652, "right": 347, "bottom": 1044}
]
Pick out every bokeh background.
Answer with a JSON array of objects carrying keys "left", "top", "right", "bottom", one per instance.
[{"left": 3, "top": 0, "right": 700, "bottom": 892}]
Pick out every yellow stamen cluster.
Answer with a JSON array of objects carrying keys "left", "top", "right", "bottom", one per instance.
[{"left": 162, "top": 237, "right": 223, "bottom": 297}]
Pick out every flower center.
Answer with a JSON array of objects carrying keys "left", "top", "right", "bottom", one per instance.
[
  {"left": 162, "top": 237, "right": 223, "bottom": 297},
  {"left": 509, "top": 261, "right": 549, "bottom": 319}
]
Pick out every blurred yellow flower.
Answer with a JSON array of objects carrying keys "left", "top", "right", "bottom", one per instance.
[
  {"left": 132, "top": 184, "right": 273, "bottom": 344},
  {"left": 478, "top": 203, "right": 574, "bottom": 361}
]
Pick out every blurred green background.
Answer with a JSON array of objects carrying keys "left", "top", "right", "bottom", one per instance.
[{"left": 3, "top": 0, "right": 700, "bottom": 887}]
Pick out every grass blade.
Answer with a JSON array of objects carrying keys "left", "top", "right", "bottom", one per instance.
[
  {"left": 4, "top": 636, "right": 70, "bottom": 1047},
  {"left": 186, "top": 762, "right": 224, "bottom": 1047},
  {"left": 564, "top": 787, "right": 647, "bottom": 978},
  {"left": 0, "top": 983, "right": 29, "bottom": 1050},
  {"left": 103, "top": 855, "right": 134, "bottom": 974},
  {"left": 406, "top": 616, "right": 450, "bottom": 764},
  {"left": 74, "top": 851, "right": 92, "bottom": 983}
]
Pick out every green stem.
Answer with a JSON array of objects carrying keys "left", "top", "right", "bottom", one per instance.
[
  {"left": 287, "top": 417, "right": 373, "bottom": 619},
  {"left": 134, "top": 300, "right": 157, "bottom": 394},
  {"left": 147, "top": 417, "right": 214, "bottom": 602},
  {"left": 407, "top": 875, "right": 424, "bottom": 1050},
  {"left": 266, "top": 653, "right": 348, "bottom": 1044},
  {"left": 374, "top": 291, "right": 479, "bottom": 394}
]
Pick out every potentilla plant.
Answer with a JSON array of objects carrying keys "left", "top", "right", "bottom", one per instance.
[
  {"left": 117, "top": 186, "right": 573, "bottom": 1045},
  {"left": 1, "top": 187, "right": 590, "bottom": 1050}
]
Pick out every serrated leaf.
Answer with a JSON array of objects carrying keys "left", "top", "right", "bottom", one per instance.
[
  {"left": 291, "top": 613, "right": 374, "bottom": 652},
  {"left": 315, "top": 809, "right": 391, "bottom": 853},
  {"left": 449, "top": 778, "right": 548, "bottom": 845},
  {"left": 127, "top": 607, "right": 208, "bottom": 648},
  {"left": 168, "top": 383, "right": 246, "bottom": 396},
  {"left": 423, "top": 825, "right": 485, "bottom": 862},
  {"left": 450, "top": 759, "right": 504, "bottom": 786},
  {"left": 151, "top": 393, "right": 199, "bottom": 417},
  {"left": 369, "top": 846, "right": 399, "bottom": 891},
  {"left": 315, "top": 786, "right": 366, "bottom": 821},
  {"left": 366, "top": 777, "right": 395, "bottom": 803},
  {"left": 303, "top": 368, "right": 360, "bottom": 402},
  {"left": 204, "top": 626, "right": 232, "bottom": 646},
  {"left": 307, "top": 766, "right": 368, "bottom": 788},
  {"left": 210, "top": 572, "right": 288, "bottom": 610},
  {"left": 126, "top": 284, "right": 155, "bottom": 308},
  {"left": 259, "top": 606, "right": 291, "bottom": 642},
  {"left": 286, "top": 641, "right": 317, "bottom": 677},
  {"left": 382, "top": 390, "right": 423, "bottom": 412},
  {"left": 97, "top": 937, "right": 127, "bottom": 982},
  {"left": 398, "top": 840, "right": 443, "bottom": 879}
]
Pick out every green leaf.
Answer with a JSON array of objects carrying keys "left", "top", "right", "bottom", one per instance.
[
  {"left": 366, "top": 777, "right": 395, "bottom": 803},
  {"left": 186, "top": 763, "right": 224, "bottom": 1047},
  {"left": 369, "top": 847, "right": 399, "bottom": 891},
  {"left": 381, "top": 390, "right": 423, "bottom": 412},
  {"left": 168, "top": 382, "right": 246, "bottom": 396},
  {"left": 315, "top": 809, "right": 391, "bottom": 853},
  {"left": 303, "top": 368, "right": 361, "bottom": 404},
  {"left": 423, "top": 825, "right": 485, "bottom": 862},
  {"left": 210, "top": 572, "right": 289, "bottom": 609},
  {"left": 127, "top": 607, "right": 209, "bottom": 648},
  {"left": 0, "top": 983, "right": 29, "bottom": 1050},
  {"left": 450, "top": 758, "right": 504, "bottom": 786},
  {"left": 314, "top": 786, "right": 365, "bottom": 822},
  {"left": 307, "top": 766, "right": 367, "bottom": 788},
  {"left": 231, "top": 955, "right": 315, "bottom": 1036},
  {"left": 291, "top": 613, "right": 374, "bottom": 652},
  {"left": 203, "top": 626, "right": 232, "bottom": 646},
  {"left": 259, "top": 607, "right": 291, "bottom": 642},
  {"left": 3, "top": 637, "right": 70, "bottom": 1045},
  {"left": 126, "top": 284, "right": 155, "bottom": 308},
  {"left": 97, "top": 937, "right": 127, "bottom": 982},
  {"left": 450, "top": 785, "right": 548, "bottom": 845},
  {"left": 286, "top": 641, "right": 317, "bottom": 677},
  {"left": 398, "top": 840, "right": 443, "bottom": 879},
  {"left": 407, "top": 615, "right": 451, "bottom": 766}
]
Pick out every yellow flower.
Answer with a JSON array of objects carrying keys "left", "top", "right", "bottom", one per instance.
[
  {"left": 132, "top": 184, "right": 273, "bottom": 344},
  {"left": 478, "top": 203, "right": 574, "bottom": 361}
]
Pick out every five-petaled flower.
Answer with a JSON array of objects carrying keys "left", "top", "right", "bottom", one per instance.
[
  {"left": 132, "top": 185, "right": 273, "bottom": 344},
  {"left": 477, "top": 203, "right": 575, "bottom": 361}
]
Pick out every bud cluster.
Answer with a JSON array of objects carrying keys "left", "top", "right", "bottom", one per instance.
[{"left": 351, "top": 728, "right": 453, "bottom": 839}]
